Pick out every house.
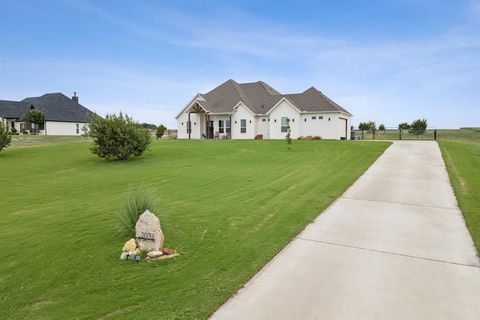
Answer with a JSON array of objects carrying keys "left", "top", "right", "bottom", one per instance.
[
  {"left": 176, "top": 80, "right": 352, "bottom": 140},
  {"left": 0, "top": 92, "right": 96, "bottom": 135}
]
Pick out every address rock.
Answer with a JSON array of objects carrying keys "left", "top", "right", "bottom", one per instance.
[{"left": 135, "top": 210, "right": 164, "bottom": 252}]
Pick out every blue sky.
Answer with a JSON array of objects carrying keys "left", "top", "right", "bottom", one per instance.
[{"left": 1, "top": 0, "right": 479, "bottom": 128}]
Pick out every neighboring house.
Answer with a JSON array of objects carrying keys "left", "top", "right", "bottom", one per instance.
[
  {"left": 0, "top": 92, "right": 96, "bottom": 135},
  {"left": 176, "top": 80, "right": 352, "bottom": 140}
]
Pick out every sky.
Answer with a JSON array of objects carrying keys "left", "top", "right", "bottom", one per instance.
[{"left": 0, "top": 0, "right": 479, "bottom": 128}]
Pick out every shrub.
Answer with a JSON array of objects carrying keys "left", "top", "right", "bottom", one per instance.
[
  {"left": 117, "top": 185, "right": 157, "bottom": 238},
  {"left": 379, "top": 124, "right": 385, "bottom": 131},
  {"left": 89, "top": 113, "right": 151, "bottom": 160},
  {"left": 156, "top": 124, "right": 167, "bottom": 139},
  {"left": 0, "top": 122, "right": 12, "bottom": 151},
  {"left": 312, "top": 136, "right": 322, "bottom": 140}
]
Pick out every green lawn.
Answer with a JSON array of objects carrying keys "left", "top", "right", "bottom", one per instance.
[
  {"left": 0, "top": 139, "right": 389, "bottom": 319},
  {"left": 439, "top": 139, "right": 480, "bottom": 255}
]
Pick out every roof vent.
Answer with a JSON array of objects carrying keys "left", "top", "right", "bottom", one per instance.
[{"left": 72, "top": 92, "right": 79, "bottom": 103}]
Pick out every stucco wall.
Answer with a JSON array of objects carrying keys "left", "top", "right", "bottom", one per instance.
[
  {"left": 45, "top": 121, "right": 86, "bottom": 136},
  {"left": 231, "top": 103, "right": 255, "bottom": 139},
  {"left": 268, "top": 100, "right": 301, "bottom": 139},
  {"left": 177, "top": 112, "right": 204, "bottom": 139}
]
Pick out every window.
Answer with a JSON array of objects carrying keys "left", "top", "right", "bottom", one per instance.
[
  {"left": 76, "top": 123, "right": 80, "bottom": 134},
  {"left": 218, "top": 120, "right": 225, "bottom": 133},
  {"left": 262, "top": 118, "right": 266, "bottom": 122},
  {"left": 240, "top": 119, "right": 247, "bottom": 133},
  {"left": 312, "top": 116, "right": 316, "bottom": 120},
  {"left": 319, "top": 116, "right": 323, "bottom": 120},
  {"left": 281, "top": 117, "right": 289, "bottom": 132},
  {"left": 226, "top": 120, "right": 231, "bottom": 134}
]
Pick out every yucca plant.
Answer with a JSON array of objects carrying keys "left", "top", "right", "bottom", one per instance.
[{"left": 117, "top": 185, "right": 157, "bottom": 238}]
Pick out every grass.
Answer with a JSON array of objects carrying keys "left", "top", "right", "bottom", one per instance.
[
  {"left": 0, "top": 139, "right": 389, "bottom": 319},
  {"left": 439, "top": 138, "right": 480, "bottom": 255}
]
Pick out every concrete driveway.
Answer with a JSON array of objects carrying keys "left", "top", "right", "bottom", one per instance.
[{"left": 211, "top": 141, "right": 480, "bottom": 320}]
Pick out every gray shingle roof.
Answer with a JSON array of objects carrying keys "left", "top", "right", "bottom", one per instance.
[
  {"left": 191, "top": 80, "right": 350, "bottom": 116},
  {"left": 0, "top": 93, "right": 96, "bottom": 122},
  {"left": 0, "top": 100, "right": 29, "bottom": 119},
  {"left": 284, "top": 87, "right": 351, "bottom": 114}
]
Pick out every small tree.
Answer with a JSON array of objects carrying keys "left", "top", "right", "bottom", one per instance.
[
  {"left": 410, "top": 119, "right": 428, "bottom": 140},
  {"left": 379, "top": 124, "right": 386, "bottom": 131},
  {"left": 285, "top": 118, "right": 292, "bottom": 146},
  {"left": 156, "top": 124, "right": 167, "bottom": 139},
  {"left": 398, "top": 122, "right": 410, "bottom": 130},
  {"left": 24, "top": 109, "right": 45, "bottom": 134},
  {"left": 0, "top": 121, "right": 12, "bottom": 152},
  {"left": 367, "top": 121, "right": 377, "bottom": 139},
  {"left": 88, "top": 113, "right": 151, "bottom": 160},
  {"left": 358, "top": 122, "right": 369, "bottom": 139}
]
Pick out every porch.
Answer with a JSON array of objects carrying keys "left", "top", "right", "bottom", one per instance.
[{"left": 186, "top": 102, "right": 232, "bottom": 139}]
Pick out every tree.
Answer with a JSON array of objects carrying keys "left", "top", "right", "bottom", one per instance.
[
  {"left": 285, "top": 118, "right": 292, "bottom": 145},
  {"left": 88, "top": 113, "right": 152, "bottom": 160},
  {"left": 156, "top": 124, "right": 167, "bottom": 139},
  {"left": 398, "top": 122, "right": 411, "bottom": 130},
  {"left": 410, "top": 119, "right": 428, "bottom": 140},
  {"left": 24, "top": 109, "right": 45, "bottom": 134},
  {"left": 140, "top": 123, "right": 157, "bottom": 130},
  {"left": 358, "top": 122, "right": 369, "bottom": 139},
  {"left": 0, "top": 121, "right": 12, "bottom": 152},
  {"left": 379, "top": 124, "right": 386, "bottom": 131}
]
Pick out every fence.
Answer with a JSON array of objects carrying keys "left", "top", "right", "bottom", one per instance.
[{"left": 352, "top": 127, "right": 437, "bottom": 140}]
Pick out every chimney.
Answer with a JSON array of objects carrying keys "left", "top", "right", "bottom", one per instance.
[{"left": 72, "top": 92, "right": 79, "bottom": 103}]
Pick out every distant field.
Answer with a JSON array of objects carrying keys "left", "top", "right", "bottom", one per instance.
[
  {"left": 437, "top": 128, "right": 480, "bottom": 142},
  {"left": 0, "top": 139, "right": 389, "bottom": 319},
  {"left": 353, "top": 128, "right": 480, "bottom": 141},
  {"left": 10, "top": 135, "right": 89, "bottom": 148}
]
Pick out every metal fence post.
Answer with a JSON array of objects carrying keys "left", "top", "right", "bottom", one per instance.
[
  {"left": 399, "top": 129, "right": 402, "bottom": 140},
  {"left": 434, "top": 129, "right": 437, "bottom": 140}
]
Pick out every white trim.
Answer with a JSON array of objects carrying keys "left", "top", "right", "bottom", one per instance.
[
  {"left": 175, "top": 94, "right": 205, "bottom": 119},
  {"left": 232, "top": 101, "right": 256, "bottom": 116},
  {"left": 265, "top": 97, "right": 301, "bottom": 115}
]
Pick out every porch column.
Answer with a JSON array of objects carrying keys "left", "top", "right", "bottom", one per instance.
[
  {"left": 205, "top": 113, "right": 208, "bottom": 139},
  {"left": 229, "top": 115, "right": 232, "bottom": 139},
  {"left": 188, "top": 112, "right": 191, "bottom": 140}
]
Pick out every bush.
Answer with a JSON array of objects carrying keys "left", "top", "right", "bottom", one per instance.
[
  {"left": 89, "top": 113, "right": 151, "bottom": 160},
  {"left": 117, "top": 185, "right": 157, "bottom": 238},
  {"left": 312, "top": 136, "right": 322, "bottom": 140},
  {"left": 0, "top": 122, "right": 12, "bottom": 151},
  {"left": 379, "top": 124, "right": 385, "bottom": 131},
  {"left": 156, "top": 124, "right": 167, "bottom": 139},
  {"left": 24, "top": 109, "right": 45, "bottom": 134}
]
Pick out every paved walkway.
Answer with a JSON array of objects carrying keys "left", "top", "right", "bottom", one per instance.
[{"left": 211, "top": 141, "right": 480, "bottom": 320}]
